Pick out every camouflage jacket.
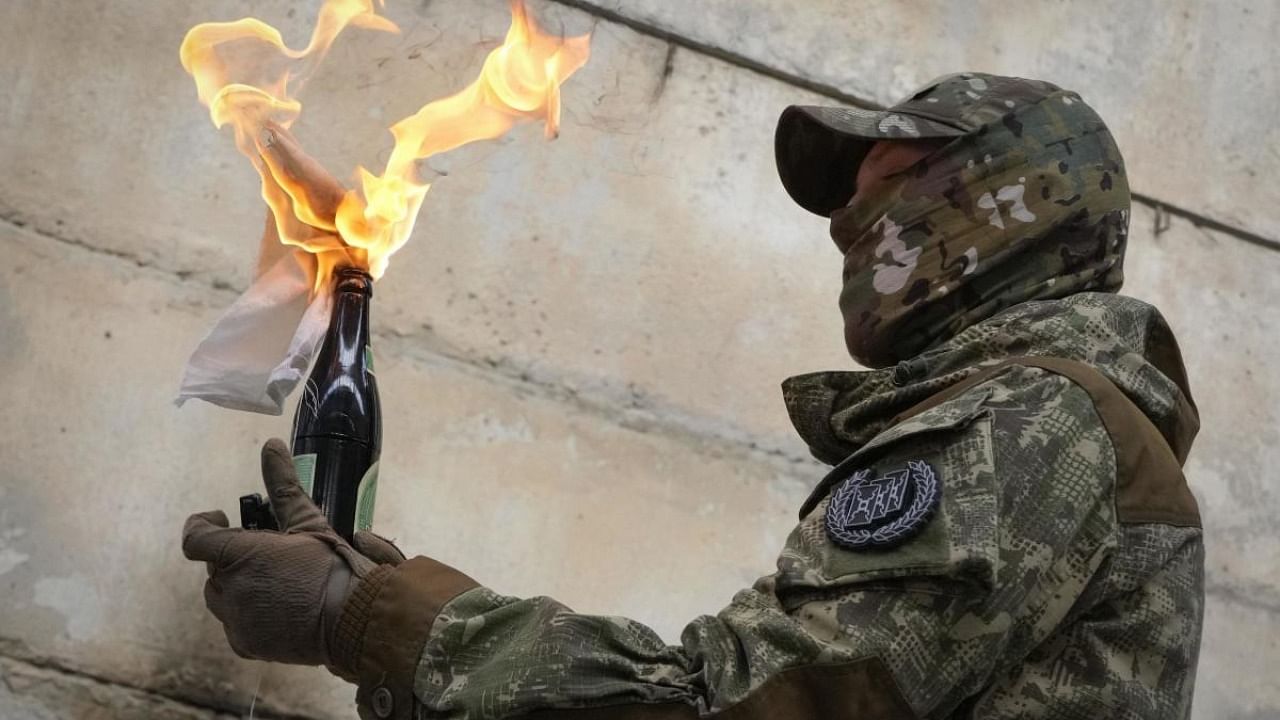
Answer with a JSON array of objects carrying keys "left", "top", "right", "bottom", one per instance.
[{"left": 334, "top": 293, "right": 1204, "bottom": 719}]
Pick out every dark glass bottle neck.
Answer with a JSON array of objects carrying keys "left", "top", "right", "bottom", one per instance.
[
  {"left": 335, "top": 267, "right": 374, "bottom": 296},
  {"left": 323, "top": 268, "right": 373, "bottom": 368},
  {"left": 294, "top": 265, "right": 379, "bottom": 442}
]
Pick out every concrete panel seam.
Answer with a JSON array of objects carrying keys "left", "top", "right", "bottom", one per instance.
[
  {"left": 0, "top": 214, "right": 825, "bottom": 482},
  {"left": 544, "top": 0, "right": 885, "bottom": 110},
  {"left": 0, "top": 207, "right": 157, "bottom": 273},
  {"left": 1205, "top": 578, "right": 1280, "bottom": 615},
  {"left": 548, "top": 0, "right": 1280, "bottom": 252},
  {"left": 0, "top": 650, "right": 315, "bottom": 720},
  {"left": 375, "top": 325, "right": 826, "bottom": 474},
  {"left": 1131, "top": 192, "right": 1280, "bottom": 253}
]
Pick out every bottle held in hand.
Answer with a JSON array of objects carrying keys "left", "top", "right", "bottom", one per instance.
[{"left": 241, "top": 267, "right": 382, "bottom": 540}]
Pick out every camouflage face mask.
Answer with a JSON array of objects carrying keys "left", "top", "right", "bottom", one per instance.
[{"left": 829, "top": 89, "right": 1131, "bottom": 368}]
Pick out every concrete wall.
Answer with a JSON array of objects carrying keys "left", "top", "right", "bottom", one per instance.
[
  {"left": 572, "top": 0, "right": 1280, "bottom": 242},
  {"left": 0, "top": 1, "right": 1275, "bottom": 718}
]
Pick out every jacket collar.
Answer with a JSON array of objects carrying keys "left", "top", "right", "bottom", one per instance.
[{"left": 781, "top": 293, "right": 1198, "bottom": 466}]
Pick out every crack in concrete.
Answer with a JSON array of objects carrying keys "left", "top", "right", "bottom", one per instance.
[
  {"left": 0, "top": 214, "right": 824, "bottom": 481},
  {"left": 649, "top": 43, "right": 678, "bottom": 104},
  {"left": 0, "top": 650, "right": 313, "bottom": 720},
  {"left": 547, "top": 0, "right": 1280, "bottom": 252}
]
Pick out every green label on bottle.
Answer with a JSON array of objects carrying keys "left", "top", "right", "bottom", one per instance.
[
  {"left": 365, "top": 345, "right": 375, "bottom": 375},
  {"left": 293, "top": 453, "right": 317, "bottom": 496},
  {"left": 355, "top": 460, "right": 379, "bottom": 532}
]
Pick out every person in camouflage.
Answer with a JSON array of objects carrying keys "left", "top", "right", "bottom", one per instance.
[{"left": 184, "top": 73, "right": 1205, "bottom": 719}]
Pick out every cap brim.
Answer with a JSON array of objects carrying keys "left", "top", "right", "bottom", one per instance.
[{"left": 774, "top": 105, "right": 966, "bottom": 217}]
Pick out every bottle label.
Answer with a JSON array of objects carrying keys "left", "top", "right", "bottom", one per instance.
[
  {"left": 293, "top": 453, "right": 318, "bottom": 496},
  {"left": 365, "top": 345, "right": 375, "bottom": 375},
  {"left": 355, "top": 460, "right": 379, "bottom": 532}
]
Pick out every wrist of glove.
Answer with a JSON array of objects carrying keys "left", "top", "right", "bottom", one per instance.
[{"left": 182, "top": 439, "right": 407, "bottom": 676}]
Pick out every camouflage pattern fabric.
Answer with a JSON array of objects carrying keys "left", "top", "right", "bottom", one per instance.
[
  {"left": 782, "top": 292, "right": 1196, "bottom": 468},
  {"left": 406, "top": 295, "right": 1203, "bottom": 719},
  {"left": 389, "top": 73, "right": 1202, "bottom": 719},
  {"left": 825, "top": 73, "right": 1129, "bottom": 367}
]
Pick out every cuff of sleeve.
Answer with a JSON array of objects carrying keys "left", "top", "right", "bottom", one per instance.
[
  {"left": 339, "top": 556, "right": 480, "bottom": 720},
  {"left": 331, "top": 563, "right": 395, "bottom": 677}
]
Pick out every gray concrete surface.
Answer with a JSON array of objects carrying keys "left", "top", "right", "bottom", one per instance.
[
  {"left": 0, "top": 0, "right": 1276, "bottom": 718},
  {"left": 0, "top": 657, "right": 240, "bottom": 720},
  {"left": 567, "top": 0, "right": 1280, "bottom": 243}
]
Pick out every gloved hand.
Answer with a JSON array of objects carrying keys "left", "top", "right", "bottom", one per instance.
[{"left": 182, "top": 438, "right": 406, "bottom": 672}]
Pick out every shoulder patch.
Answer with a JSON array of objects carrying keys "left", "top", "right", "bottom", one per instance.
[{"left": 825, "top": 460, "right": 941, "bottom": 550}]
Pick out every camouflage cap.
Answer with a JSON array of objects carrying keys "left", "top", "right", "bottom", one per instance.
[
  {"left": 775, "top": 73, "right": 1068, "bottom": 216},
  {"left": 815, "top": 73, "right": 1130, "bottom": 367}
]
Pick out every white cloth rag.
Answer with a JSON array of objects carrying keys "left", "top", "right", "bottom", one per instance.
[{"left": 175, "top": 248, "right": 332, "bottom": 415}]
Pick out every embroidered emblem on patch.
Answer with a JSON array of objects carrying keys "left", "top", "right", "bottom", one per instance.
[{"left": 825, "top": 460, "right": 941, "bottom": 550}]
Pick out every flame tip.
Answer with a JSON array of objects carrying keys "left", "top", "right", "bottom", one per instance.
[{"left": 184, "top": 0, "right": 590, "bottom": 285}]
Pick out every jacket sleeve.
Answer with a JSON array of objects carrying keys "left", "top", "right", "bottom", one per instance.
[{"left": 335, "top": 370, "right": 1173, "bottom": 719}]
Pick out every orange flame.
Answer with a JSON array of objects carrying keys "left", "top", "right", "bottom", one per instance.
[{"left": 181, "top": 1, "right": 590, "bottom": 290}]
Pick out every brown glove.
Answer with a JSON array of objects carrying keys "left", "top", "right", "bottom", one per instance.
[{"left": 182, "top": 438, "right": 405, "bottom": 672}]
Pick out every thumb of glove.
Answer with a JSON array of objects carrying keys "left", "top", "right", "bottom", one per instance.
[
  {"left": 260, "top": 438, "right": 330, "bottom": 533},
  {"left": 353, "top": 531, "right": 407, "bottom": 566}
]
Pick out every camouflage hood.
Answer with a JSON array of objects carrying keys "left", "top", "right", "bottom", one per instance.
[
  {"left": 782, "top": 292, "right": 1198, "bottom": 467},
  {"left": 789, "top": 74, "right": 1133, "bottom": 367}
]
